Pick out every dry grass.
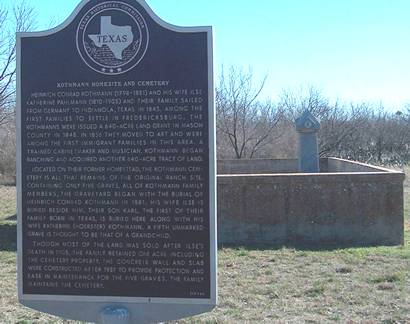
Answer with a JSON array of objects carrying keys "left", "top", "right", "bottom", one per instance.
[
  {"left": 0, "top": 166, "right": 409, "bottom": 323},
  {"left": 0, "top": 185, "right": 16, "bottom": 225},
  {"left": 0, "top": 252, "right": 78, "bottom": 324},
  {"left": 201, "top": 246, "right": 409, "bottom": 323}
]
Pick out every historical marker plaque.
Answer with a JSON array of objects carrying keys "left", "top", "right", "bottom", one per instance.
[{"left": 17, "top": 0, "right": 216, "bottom": 322}]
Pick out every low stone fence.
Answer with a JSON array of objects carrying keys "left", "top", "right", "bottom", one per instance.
[{"left": 217, "top": 157, "right": 405, "bottom": 247}]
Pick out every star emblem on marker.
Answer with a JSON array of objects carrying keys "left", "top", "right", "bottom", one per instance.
[
  {"left": 110, "top": 69, "right": 114, "bottom": 73},
  {"left": 101, "top": 68, "right": 106, "bottom": 72},
  {"left": 117, "top": 68, "right": 122, "bottom": 72}
]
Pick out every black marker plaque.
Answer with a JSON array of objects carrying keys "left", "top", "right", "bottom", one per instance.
[{"left": 18, "top": 0, "right": 215, "bottom": 321}]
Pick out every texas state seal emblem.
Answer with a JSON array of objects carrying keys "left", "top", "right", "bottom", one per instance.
[{"left": 76, "top": 1, "right": 149, "bottom": 75}]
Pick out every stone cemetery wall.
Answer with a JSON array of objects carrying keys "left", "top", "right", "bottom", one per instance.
[
  {"left": 327, "top": 158, "right": 396, "bottom": 173},
  {"left": 217, "top": 158, "right": 405, "bottom": 247},
  {"left": 217, "top": 159, "right": 299, "bottom": 174},
  {"left": 217, "top": 158, "right": 330, "bottom": 174}
]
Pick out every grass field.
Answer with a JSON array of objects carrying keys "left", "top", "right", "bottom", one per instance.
[
  {"left": 0, "top": 185, "right": 17, "bottom": 225},
  {"left": 0, "top": 168, "right": 409, "bottom": 323}
]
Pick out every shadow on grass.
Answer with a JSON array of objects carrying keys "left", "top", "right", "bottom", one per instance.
[
  {"left": 6, "top": 214, "right": 16, "bottom": 221},
  {"left": 0, "top": 176, "right": 16, "bottom": 186},
  {"left": 0, "top": 223, "right": 16, "bottom": 251}
]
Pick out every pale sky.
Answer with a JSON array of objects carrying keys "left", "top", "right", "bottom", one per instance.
[{"left": 5, "top": 0, "right": 410, "bottom": 110}]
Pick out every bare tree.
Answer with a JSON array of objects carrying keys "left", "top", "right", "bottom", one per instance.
[
  {"left": 0, "top": 1, "right": 35, "bottom": 124},
  {"left": 279, "top": 87, "right": 371, "bottom": 158},
  {"left": 362, "top": 106, "right": 410, "bottom": 165},
  {"left": 317, "top": 103, "right": 372, "bottom": 158},
  {"left": 279, "top": 86, "right": 330, "bottom": 120},
  {"left": 0, "top": 116, "right": 16, "bottom": 176},
  {"left": 216, "top": 67, "right": 282, "bottom": 159}
]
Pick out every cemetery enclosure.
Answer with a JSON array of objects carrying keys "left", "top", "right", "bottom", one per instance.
[{"left": 217, "top": 158, "right": 404, "bottom": 246}]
